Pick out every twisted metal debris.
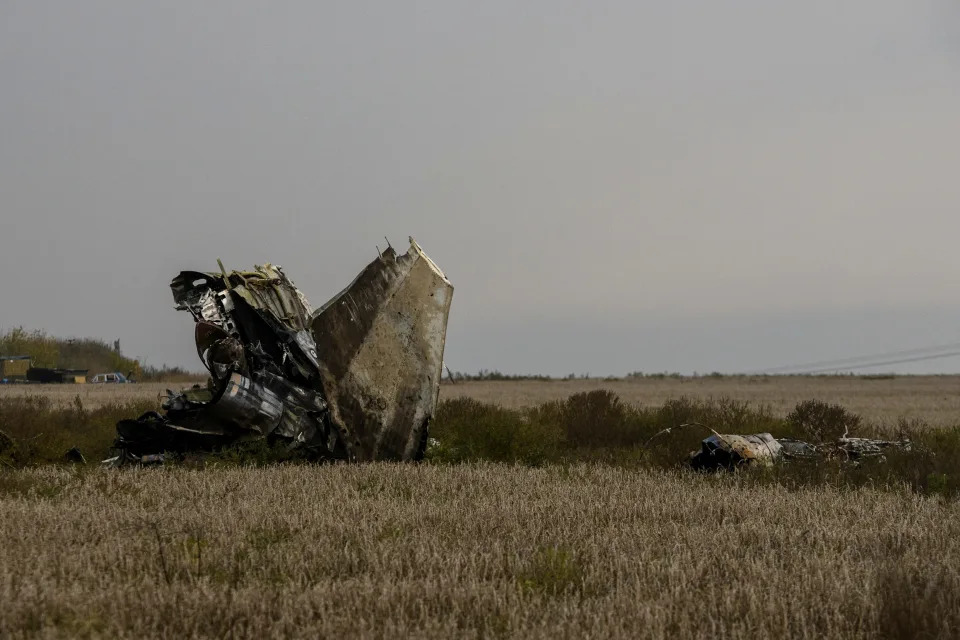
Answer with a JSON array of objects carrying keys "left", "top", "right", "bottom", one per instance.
[{"left": 110, "top": 238, "right": 452, "bottom": 465}]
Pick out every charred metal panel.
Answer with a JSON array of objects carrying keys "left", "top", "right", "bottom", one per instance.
[{"left": 310, "top": 238, "right": 453, "bottom": 461}]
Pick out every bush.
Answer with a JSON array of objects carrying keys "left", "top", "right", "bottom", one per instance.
[
  {"left": 655, "top": 396, "right": 782, "bottom": 433},
  {"left": 553, "top": 390, "right": 631, "bottom": 447},
  {"left": 430, "top": 393, "right": 790, "bottom": 469},
  {"left": 429, "top": 398, "right": 562, "bottom": 465},
  {"left": 786, "top": 399, "right": 862, "bottom": 441},
  {"left": 897, "top": 427, "right": 960, "bottom": 497},
  {"left": 0, "top": 395, "right": 157, "bottom": 466}
]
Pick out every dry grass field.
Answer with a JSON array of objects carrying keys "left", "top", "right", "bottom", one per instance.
[
  {"left": 6, "top": 375, "right": 958, "bottom": 426},
  {"left": 0, "top": 382, "right": 172, "bottom": 410},
  {"left": 442, "top": 376, "right": 960, "bottom": 427},
  {"left": 1, "top": 463, "right": 958, "bottom": 639},
  {"left": 3, "top": 377, "right": 959, "bottom": 638}
]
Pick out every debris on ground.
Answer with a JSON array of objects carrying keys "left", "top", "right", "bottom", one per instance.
[
  {"left": 689, "top": 430, "right": 912, "bottom": 470},
  {"left": 689, "top": 433, "right": 782, "bottom": 469},
  {"left": 111, "top": 238, "right": 452, "bottom": 465}
]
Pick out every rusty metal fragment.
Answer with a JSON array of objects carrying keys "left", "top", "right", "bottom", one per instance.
[{"left": 112, "top": 238, "right": 452, "bottom": 464}]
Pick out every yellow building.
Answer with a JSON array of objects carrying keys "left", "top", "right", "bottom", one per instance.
[{"left": 0, "top": 356, "right": 32, "bottom": 381}]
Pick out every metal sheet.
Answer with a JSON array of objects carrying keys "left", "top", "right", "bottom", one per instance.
[
  {"left": 692, "top": 432, "right": 783, "bottom": 469},
  {"left": 310, "top": 238, "right": 453, "bottom": 461}
]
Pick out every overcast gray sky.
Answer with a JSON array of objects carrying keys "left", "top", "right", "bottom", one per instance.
[{"left": 2, "top": 1, "right": 960, "bottom": 375}]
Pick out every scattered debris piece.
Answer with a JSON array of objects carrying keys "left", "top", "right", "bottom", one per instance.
[
  {"left": 689, "top": 431, "right": 912, "bottom": 470},
  {"left": 833, "top": 437, "right": 912, "bottom": 459},
  {"left": 689, "top": 433, "right": 782, "bottom": 470},
  {"left": 111, "top": 238, "right": 452, "bottom": 465},
  {"left": 775, "top": 438, "right": 820, "bottom": 460}
]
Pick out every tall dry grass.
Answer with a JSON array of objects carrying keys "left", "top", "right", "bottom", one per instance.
[
  {"left": 0, "top": 383, "right": 173, "bottom": 410},
  {"left": 0, "top": 464, "right": 957, "bottom": 639}
]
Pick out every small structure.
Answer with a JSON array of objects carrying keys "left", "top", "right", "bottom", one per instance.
[
  {"left": 26, "top": 367, "right": 88, "bottom": 384},
  {"left": 0, "top": 355, "right": 32, "bottom": 382}
]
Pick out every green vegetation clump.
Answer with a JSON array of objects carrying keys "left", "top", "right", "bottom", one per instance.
[
  {"left": 0, "top": 327, "right": 140, "bottom": 376},
  {"left": 431, "top": 391, "right": 784, "bottom": 466},
  {"left": 0, "top": 395, "right": 156, "bottom": 466},
  {"left": 431, "top": 398, "right": 561, "bottom": 465},
  {"left": 786, "top": 398, "right": 862, "bottom": 441}
]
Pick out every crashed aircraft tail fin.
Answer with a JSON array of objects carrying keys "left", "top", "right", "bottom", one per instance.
[
  {"left": 114, "top": 237, "right": 452, "bottom": 465},
  {"left": 310, "top": 238, "right": 453, "bottom": 461}
]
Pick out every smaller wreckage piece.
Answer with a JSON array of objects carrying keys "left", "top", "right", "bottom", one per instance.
[
  {"left": 690, "top": 432, "right": 912, "bottom": 470},
  {"left": 689, "top": 433, "right": 783, "bottom": 470},
  {"left": 113, "top": 238, "right": 452, "bottom": 465}
]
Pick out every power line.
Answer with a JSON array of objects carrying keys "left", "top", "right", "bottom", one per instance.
[
  {"left": 793, "top": 350, "right": 960, "bottom": 375},
  {"left": 759, "top": 342, "right": 960, "bottom": 373},
  {"left": 755, "top": 341, "right": 960, "bottom": 374}
]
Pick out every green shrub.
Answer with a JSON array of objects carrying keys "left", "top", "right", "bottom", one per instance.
[
  {"left": 429, "top": 398, "right": 562, "bottom": 465},
  {"left": 552, "top": 390, "right": 632, "bottom": 447},
  {"left": 0, "top": 395, "right": 156, "bottom": 466},
  {"left": 430, "top": 393, "right": 791, "bottom": 469},
  {"left": 899, "top": 427, "right": 960, "bottom": 497},
  {"left": 786, "top": 399, "right": 862, "bottom": 441}
]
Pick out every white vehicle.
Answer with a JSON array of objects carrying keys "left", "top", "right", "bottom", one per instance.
[{"left": 90, "top": 372, "right": 130, "bottom": 384}]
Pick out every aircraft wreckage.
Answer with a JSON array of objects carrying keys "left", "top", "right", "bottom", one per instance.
[
  {"left": 688, "top": 430, "right": 911, "bottom": 470},
  {"left": 110, "top": 238, "right": 452, "bottom": 465}
]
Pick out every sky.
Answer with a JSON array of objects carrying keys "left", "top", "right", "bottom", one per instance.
[{"left": 2, "top": 1, "right": 960, "bottom": 376}]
